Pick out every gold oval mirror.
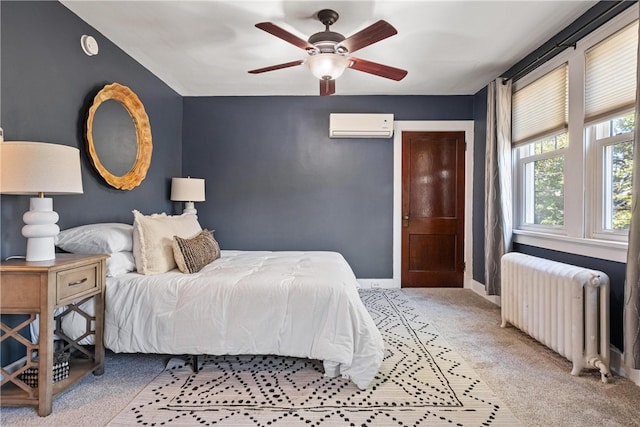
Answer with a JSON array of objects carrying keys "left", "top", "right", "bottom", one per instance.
[{"left": 86, "top": 83, "right": 152, "bottom": 190}]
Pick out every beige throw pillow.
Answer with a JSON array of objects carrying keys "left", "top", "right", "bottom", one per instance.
[
  {"left": 132, "top": 210, "right": 202, "bottom": 275},
  {"left": 173, "top": 229, "right": 220, "bottom": 274}
]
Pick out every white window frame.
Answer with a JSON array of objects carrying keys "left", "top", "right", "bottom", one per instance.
[
  {"left": 511, "top": 4, "right": 637, "bottom": 263},
  {"left": 586, "top": 116, "right": 635, "bottom": 242},
  {"left": 514, "top": 141, "right": 567, "bottom": 234}
]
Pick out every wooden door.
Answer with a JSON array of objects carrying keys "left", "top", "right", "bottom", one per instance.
[{"left": 401, "top": 131, "right": 465, "bottom": 287}]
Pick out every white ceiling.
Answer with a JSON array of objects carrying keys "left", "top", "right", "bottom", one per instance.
[{"left": 60, "top": 1, "right": 598, "bottom": 97}]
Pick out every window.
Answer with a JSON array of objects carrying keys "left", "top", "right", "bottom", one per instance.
[
  {"left": 513, "top": 64, "right": 568, "bottom": 232},
  {"left": 515, "top": 133, "right": 567, "bottom": 228},
  {"left": 511, "top": 7, "right": 637, "bottom": 261},
  {"left": 589, "top": 112, "right": 635, "bottom": 240}
]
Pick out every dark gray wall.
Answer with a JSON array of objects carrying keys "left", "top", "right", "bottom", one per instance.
[
  {"left": 472, "top": 87, "right": 487, "bottom": 284},
  {"left": 183, "top": 96, "right": 474, "bottom": 278},
  {"left": 0, "top": 1, "right": 182, "bottom": 366},
  {"left": 0, "top": 1, "right": 183, "bottom": 259}
]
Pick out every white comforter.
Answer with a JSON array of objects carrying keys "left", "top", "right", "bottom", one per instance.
[{"left": 103, "top": 251, "right": 384, "bottom": 389}]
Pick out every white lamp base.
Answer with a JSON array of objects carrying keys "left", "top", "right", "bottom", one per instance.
[
  {"left": 21, "top": 197, "right": 60, "bottom": 261},
  {"left": 183, "top": 201, "right": 197, "bottom": 216}
]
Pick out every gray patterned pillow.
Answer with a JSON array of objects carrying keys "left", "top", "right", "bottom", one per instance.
[{"left": 172, "top": 229, "right": 220, "bottom": 274}]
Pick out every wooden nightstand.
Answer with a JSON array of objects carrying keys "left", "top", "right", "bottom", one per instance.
[{"left": 0, "top": 253, "right": 108, "bottom": 416}]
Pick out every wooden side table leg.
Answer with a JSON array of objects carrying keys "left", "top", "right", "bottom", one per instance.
[
  {"left": 93, "top": 290, "right": 105, "bottom": 376},
  {"left": 38, "top": 298, "right": 54, "bottom": 417}
]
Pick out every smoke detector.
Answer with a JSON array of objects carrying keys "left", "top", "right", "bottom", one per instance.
[{"left": 81, "top": 35, "right": 99, "bottom": 56}]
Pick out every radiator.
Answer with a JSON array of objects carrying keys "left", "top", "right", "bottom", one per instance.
[{"left": 500, "top": 252, "right": 611, "bottom": 382}]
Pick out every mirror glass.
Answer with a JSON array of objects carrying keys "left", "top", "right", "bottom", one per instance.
[
  {"left": 86, "top": 83, "right": 153, "bottom": 190},
  {"left": 92, "top": 99, "right": 137, "bottom": 177}
]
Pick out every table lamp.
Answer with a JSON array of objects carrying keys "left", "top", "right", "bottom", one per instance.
[
  {"left": 0, "top": 141, "right": 84, "bottom": 261},
  {"left": 171, "top": 177, "right": 205, "bottom": 215}
]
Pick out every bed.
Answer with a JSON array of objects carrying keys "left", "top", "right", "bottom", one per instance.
[{"left": 51, "top": 219, "right": 385, "bottom": 390}]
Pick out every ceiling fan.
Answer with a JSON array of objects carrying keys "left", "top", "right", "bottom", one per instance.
[{"left": 248, "top": 9, "right": 408, "bottom": 96}]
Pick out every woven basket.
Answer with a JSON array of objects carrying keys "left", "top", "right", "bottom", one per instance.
[{"left": 18, "top": 352, "right": 70, "bottom": 388}]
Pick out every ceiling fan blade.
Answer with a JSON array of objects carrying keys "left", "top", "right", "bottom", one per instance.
[
  {"left": 248, "top": 60, "right": 304, "bottom": 74},
  {"left": 339, "top": 20, "right": 397, "bottom": 54},
  {"left": 255, "top": 22, "right": 316, "bottom": 51},
  {"left": 320, "top": 79, "right": 335, "bottom": 96},
  {"left": 348, "top": 57, "right": 408, "bottom": 81}
]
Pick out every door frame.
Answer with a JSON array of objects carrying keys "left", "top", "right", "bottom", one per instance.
[{"left": 392, "top": 121, "right": 474, "bottom": 288}]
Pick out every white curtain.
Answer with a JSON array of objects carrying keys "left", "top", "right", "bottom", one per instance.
[
  {"left": 624, "top": 23, "right": 640, "bottom": 371},
  {"left": 484, "top": 79, "right": 513, "bottom": 296}
]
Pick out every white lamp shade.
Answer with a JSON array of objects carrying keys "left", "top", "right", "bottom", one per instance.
[
  {"left": 171, "top": 177, "right": 205, "bottom": 202},
  {"left": 0, "top": 141, "right": 83, "bottom": 195},
  {"left": 306, "top": 53, "right": 349, "bottom": 80}
]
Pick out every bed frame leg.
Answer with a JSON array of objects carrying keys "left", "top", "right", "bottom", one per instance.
[{"left": 192, "top": 355, "right": 199, "bottom": 373}]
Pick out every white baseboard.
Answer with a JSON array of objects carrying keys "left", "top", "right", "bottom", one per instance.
[
  {"left": 357, "top": 279, "right": 397, "bottom": 289},
  {"left": 357, "top": 277, "right": 500, "bottom": 308},
  {"left": 610, "top": 347, "right": 640, "bottom": 386},
  {"left": 466, "top": 278, "right": 501, "bottom": 306}
]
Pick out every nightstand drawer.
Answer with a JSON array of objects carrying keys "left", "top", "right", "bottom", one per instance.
[{"left": 56, "top": 263, "right": 99, "bottom": 304}]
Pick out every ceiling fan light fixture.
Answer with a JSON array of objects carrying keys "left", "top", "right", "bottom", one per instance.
[
  {"left": 251, "top": 10, "right": 406, "bottom": 95},
  {"left": 307, "top": 53, "right": 349, "bottom": 80}
]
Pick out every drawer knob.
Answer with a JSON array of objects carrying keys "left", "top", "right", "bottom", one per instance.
[{"left": 68, "top": 278, "right": 88, "bottom": 286}]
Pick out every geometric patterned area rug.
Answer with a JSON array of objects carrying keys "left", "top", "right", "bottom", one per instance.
[{"left": 108, "top": 290, "right": 521, "bottom": 426}]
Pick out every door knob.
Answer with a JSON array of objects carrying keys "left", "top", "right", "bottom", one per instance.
[{"left": 403, "top": 214, "right": 409, "bottom": 227}]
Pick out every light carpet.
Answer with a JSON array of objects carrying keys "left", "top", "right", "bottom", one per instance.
[{"left": 108, "top": 289, "right": 520, "bottom": 426}]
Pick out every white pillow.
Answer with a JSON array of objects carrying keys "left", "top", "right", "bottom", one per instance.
[
  {"left": 106, "top": 252, "right": 136, "bottom": 277},
  {"left": 132, "top": 210, "right": 202, "bottom": 275},
  {"left": 55, "top": 223, "right": 133, "bottom": 254}
]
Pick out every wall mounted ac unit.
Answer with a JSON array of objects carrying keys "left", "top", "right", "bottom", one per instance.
[{"left": 329, "top": 113, "right": 394, "bottom": 138}]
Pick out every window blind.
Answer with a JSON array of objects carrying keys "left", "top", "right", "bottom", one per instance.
[
  {"left": 585, "top": 21, "right": 638, "bottom": 124},
  {"left": 512, "top": 63, "right": 568, "bottom": 146}
]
